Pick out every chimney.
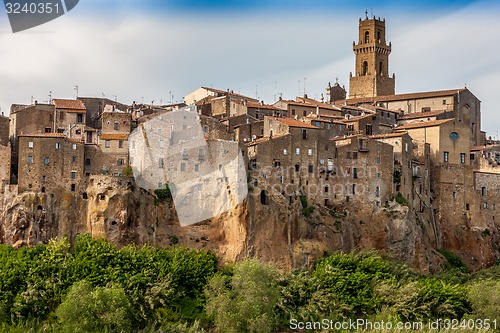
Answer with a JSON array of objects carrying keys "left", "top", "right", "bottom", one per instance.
[{"left": 260, "top": 100, "right": 264, "bottom": 106}]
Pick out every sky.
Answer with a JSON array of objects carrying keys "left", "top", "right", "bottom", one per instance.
[{"left": 1, "top": 0, "right": 500, "bottom": 136}]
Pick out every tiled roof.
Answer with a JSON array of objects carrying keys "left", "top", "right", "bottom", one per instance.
[
  {"left": 53, "top": 99, "right": 86, "bottom": 112},
  {"left": 200, "top": 86, "right": 257, "bottom": 101},
  {"left": 470, "top": 145, "right": 497, "bottom": 152},
  {"left": 336, "top": 88, "right": 466, "bottom": 104},
  {"left": 341, "top": 113, "right": 376, "bottom": 123},
  {"left": 246, "top": 101, "right": 282, "bottom": 111},
  {"left": 246, "top": 134, "right": 287, "bottom": 146},
  {"left": 19, "top": 133, "right": 65, "bottom": 138},
  {"left": 270, "top": 117, "right": 318, "bottom": 129},
  {"left": 101, "top": 133, "right": 129, "bottom": 140},
  {"left": 370, "top": 132, "right": 406, "bottom": 139},
  {"left": 68, "top": 138, "right": 84, "bottom": 143},
  {"left": 395, "top": 118, "right": 454, "bottom": 130},
  {"left": 397, "top": 110, "right": 447, "bottom": 120},
  {"left": 294, "top": 97, "right": 342, "bottom": 111}
]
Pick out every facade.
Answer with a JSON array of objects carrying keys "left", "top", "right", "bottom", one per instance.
[
  {"left": 17, "top": 134, "right": 84, "bottom": 193},
  {"left": 396, "top": 119, "right": 471, "bottom": 167}
]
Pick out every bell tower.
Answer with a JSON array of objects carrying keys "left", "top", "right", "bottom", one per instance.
[{"left": 349, "top": 16, "right": 395, "bottom": 99}]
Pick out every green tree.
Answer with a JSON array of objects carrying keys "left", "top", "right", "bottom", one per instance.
[
  {"left": 205, "top": 259, "right": 279, "bottom": 333},
  {"left": 55, "top": 280, "right": 132, "bottom": 333}
]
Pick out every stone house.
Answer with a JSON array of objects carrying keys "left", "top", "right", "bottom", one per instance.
[
  {"left": 0, "top": 113, "right": 9, "bottom": 146},
  {"left": 17, "top": 133, "right": 84, "bottom": 193},
  {"left": 395, "top": 118, "right": 470, "bottom": 168}
]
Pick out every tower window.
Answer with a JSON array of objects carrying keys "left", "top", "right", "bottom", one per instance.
[
  {"left": 362, "top": 61, "right": 368, "bottom": 76},
  {"left": 379, "top": 61, "right": 383, "bottom": 75},
  {"left": 364, "top": 31, "right": 369, "bottom": 43},
  {"left": 377, "top": 31, "right": 381, "bottom": 42}
]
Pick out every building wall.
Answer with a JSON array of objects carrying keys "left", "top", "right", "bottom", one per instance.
[
  {"left": 0, "top": 115, "right": 9, "bottom": 146},
  {"left": 101, "top": 110, "right": 132, "bottom": 134},
  {"left": 0, "top": 144, "right": 11, "bottom": 190},
  {"left": 17, "top": 135, "right": 84, "bottom": 193}
]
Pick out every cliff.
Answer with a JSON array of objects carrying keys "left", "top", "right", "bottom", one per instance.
[{"left": 1, "top": 175, "right": 499, "bottom": 272}]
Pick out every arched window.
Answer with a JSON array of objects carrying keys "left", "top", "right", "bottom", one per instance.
[
  {"left": 377, "top": 31, "right": 381, "bottom": 42},
  {"left": 379, "top": 61, "right": 383, "bottom": 75},
  {"left": 364, "top": 31, "right": 370, "bottom": 43},
  {"left": 362, "top": 61, "right": 368, "bottom": 75}
]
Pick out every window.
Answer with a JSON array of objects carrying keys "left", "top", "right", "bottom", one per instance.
[
  {"left": 364, "top": 31, "right": 369, "bottom": 43},
  {"left": 195, "top": 164, "right": 200, "bottom": 172},
  {"left": 218, "top": 164, "right": 223, "bottom": 171},
  {"left": 105, "top": 140, "right": 110, "bottom": 148},
  {"left": 28, "top": 156, "right": 33, "bottom": 164},
  {"left": 45, "top": 127, "right": 51, "bottom": 133},
  {"left": 353, "top": 152, "right": 358, "bottom": 159},
  {"left": 180, "top": 163, "right": 186, "bottom": 172},
  {"left": 376, "top": 156, "right": 380, "bottom": 164},
  {"left": 295, "top": 164, "right": 300, "bottom": 172},
  {"left": 71, "top": 143, "right": 76, "bottom": 150},
  {"left": 85, "top": 158, "right": 91, "bottom": 166},
  {"left": 117, "top": 159, "right": 124, "bottom": 166},
  {"left": 42, "top": 175, "right": 46, "bottom": 182},
  {"left": 482, "top": 187, "right": 486, "bottom": 197},
  {"left": 376, "top": 144, "right": 381, "bottom": 153},
  {"left": 274, "top": 161, "right": 281, "bottom": 168},
  {"left": 325, "top": 186, "right": 329, "bottom": 193},
  {"left": 283, "top": 149, "right": 287, "bottom": 155},
  {"left": 308, "top": 148, "right": 312, "bottom": 156},
  {"left": 159, "top": 158, "right": 164, "bottom": 168},
  {"left": 296, "top": 148, "right": 300, "bottom": 155},
  {"left": 291, "top": 109, "right": 295, "bottom": 115},
  {"left": 71, "top": 184, "right": 76, "bottom": 192},
  {"left": 452, "top": 191, "right": 457, "bottom": 199},
  {"left": 118, "top": 141, "right": 123, "bottom": 148},
  {"left": 443, "top": 151, "right": 449, "bottom": 162},
  {"left": 442, "top": 99, "right": 446, "bottom": 105},
  {"left": 375, "top": 186, "right": 380, "bottom": 197},
  {"left": 55, "top": 142, "right": 61, "bottom": 149},
  {"left": 43, "top": 157, "right": 49, "bottom": 165},
  {"left": 303, "top": 110, "right": 307, "bottom": 116},
  {"left": 28, "top": 141, "right": 33, "bottom": 148},
  {"left": 76, "top": 129, "right": 82, "bottom": 135},
  {"left": 353, "top": 168, "right": 358, "bottom": 179},
  {"left": 71, "top": 171, "right": 77, "bottom": 179},
  {"left": 182, "top": 148, "right": 189, "bottom": 160},
  {"left": 308, "top": 165, "right": 314, "bottom": 173},
  {"left": 352, "top": 184, "right": 356, "bottom": 195},
  {"left": 72, "top": 156, "right": 76, "bottom": 163},
  {"left": 466, "top": 203, "right": 470, "bottom": 211},
  {"left": 198, "top": 148, "right": 205, "bottom": 160},
  {"left": 77, "top": 114, "right": 84, "bottom": 123},
  {"left": 114, "top": 122, "right": 119, "bottom": 130},
  {"left": 362, "top": 61, "right": 368, "bottom": 75},
  {"left": 302, "top": 129, "right": 307, "bottom": 139},
  {"left": 470, "top": 153, "right": 475, "bottom": 161}
]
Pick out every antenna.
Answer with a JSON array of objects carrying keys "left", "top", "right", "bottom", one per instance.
[
  {"left": 48, "top": 91, "right": 52, "bottom": 104},
  {"left": 255, "top": 84, "right": 258, "bottom": 99},
  {"left": 303, "top": 77, "right": 307, "bottom": 97},
  {"left": 31, "top": 95, "right": 34, "bottom": 104},
  {"left": 112, "top": 95, "right": 117, "bottom": 102},
  {"left": 74, "top": 85, "right": 78, "bottom": 99}
]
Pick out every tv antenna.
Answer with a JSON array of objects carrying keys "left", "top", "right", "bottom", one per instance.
[{"left": 74, "top": 85, "right": 79, "bottom": 99}]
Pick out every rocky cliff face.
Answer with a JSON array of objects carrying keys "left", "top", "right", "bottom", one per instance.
[{"left": 1, "top": 176, "right": 499, "bottom": 272}]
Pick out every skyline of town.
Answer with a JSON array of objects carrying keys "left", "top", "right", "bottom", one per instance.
[{"left": 1, "top": 0, "right": 500, "bottom": 135}]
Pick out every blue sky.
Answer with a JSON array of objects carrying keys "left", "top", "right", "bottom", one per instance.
[{"left": 1, "top": 0, "right": 500, "bottom": 135}]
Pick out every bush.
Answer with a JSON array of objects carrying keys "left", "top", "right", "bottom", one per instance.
[
  {"left": 466, "top": 279, "right": 500, "bottom": 320},
  {"left": 55, "top": 280, "right": 132, "bottom": 333},
  {"left": 205, "top": 259, "right": 279, "bottom": 333}
]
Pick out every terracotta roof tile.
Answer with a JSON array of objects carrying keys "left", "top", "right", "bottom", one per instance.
[
  {"left": 246, "top": 101, "right": 283, "bottom": 111},
  {"left": 395, "top": 118, "right": 454, "bottom": 130},
  {"left": 370, "top": 132, "right": 406, "bottom": 139},
  {"left": 269, "top": 117, "right": 318, "bottom": 129},
  {"left": 53, "top": 99, "right": 86, "bottom": 112},
  {"left": 19, "top": 133, "right": 65, "bottom": 138},
  {"left": 101, "top": 133, "right": 129, "bottom": 140}
]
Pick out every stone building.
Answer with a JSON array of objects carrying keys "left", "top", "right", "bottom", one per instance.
[
  {"left": 395, "top": 119, "right": 470, "bottom": 167},
  {"left": 348, "top": 16, "right": 395, "bottom": 99},
  {"left": 0, "top": 113, "right": 9, "bottom": 146},
  {"left": 17, "top": 133, "right": 84, "bottom": 193},
  {"left": 0, "top": 144, "right": 11, "bottom": 191},
  {"left": 331, "top": 135, "right": 393, "bottom": 207},
  {"left": 52, "top": 99, "right": 87, "bottom": 134}
]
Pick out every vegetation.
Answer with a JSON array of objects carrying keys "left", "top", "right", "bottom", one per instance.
[{"left": 0, "top": 237, "right": 498, "bottom": 332}]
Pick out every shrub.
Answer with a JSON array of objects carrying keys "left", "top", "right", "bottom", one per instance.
[{"left": 55, "top": 280, "right": 132, "bottom": 333}]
